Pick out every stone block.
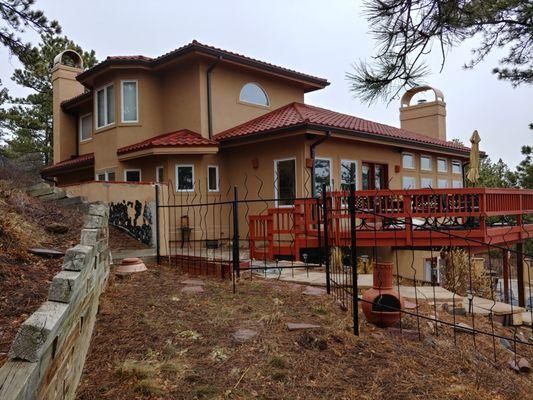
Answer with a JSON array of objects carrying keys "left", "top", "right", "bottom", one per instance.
[
  {"left": 9, "top": 301, "right": 68, "bottom": 362},
  {"left": 84, "top": 215, "right": 105, "bottom": 229},
  {"left": 62, "top": 245, "right": 95, "bottom": 271},
  {"left": 88, "top": 203, "right": 109, "bottom": 218},
  {"left": 80, "top": 229, "right": 101, "bottom": 246},
  {"left": 48, "top": 270, "right": 82, "bottom": 303}
]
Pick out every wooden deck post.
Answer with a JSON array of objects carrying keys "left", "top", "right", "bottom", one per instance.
[
  {"left": 502, "top": 249, "right": 510, "bottom": 304},
  {"left": 516, "top": 242, "right": 525, "bottom": 307}
]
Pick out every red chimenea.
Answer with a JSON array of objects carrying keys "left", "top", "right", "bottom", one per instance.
[{"left": 362, "top": 261, "right": 404, "bottom": 327}]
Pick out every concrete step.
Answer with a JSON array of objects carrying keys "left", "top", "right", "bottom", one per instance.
[
  {"left": 55, "top": 196, "right": 86, "bottom": 207},
  {"left": 26, "top": 182, "right": 50, "bottom": 192}
]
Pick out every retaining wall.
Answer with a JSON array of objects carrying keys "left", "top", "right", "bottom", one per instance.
[{"left": 0, "top": 203, "right": 111, "bottom": 400}]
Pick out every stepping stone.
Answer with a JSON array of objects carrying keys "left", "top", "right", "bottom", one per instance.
[
  {"left": 302, "top": 286, "right": 326, "bottom": 296},
  {"left": 403, "top": 301, "right": 419, "bottom": 309},
  {"left": 27, "top": 248, "right": 65, "bottom": 258},
  {"left": 232, "top": 328, "right": 257, "bottom": 343},
  {"left": 387, "top": 327, "right": 422, "bottom": 341},
  {"left": 287, "top": 323, "right": 321, "bottom": 331},
  {"left": 182, "top": 278, "right": 204, "bottom": 285},
  {"left": 180, "top": 285, "right": 204, "bottom": 294}
]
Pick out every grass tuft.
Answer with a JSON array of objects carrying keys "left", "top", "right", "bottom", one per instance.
[
  {"left": 115, "top": 360, "right": 155, "bottom": 379},
  {"left": 134, "top": 378, "right": 163, "bottom": 395}
]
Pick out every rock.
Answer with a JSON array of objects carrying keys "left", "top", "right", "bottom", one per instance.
[
  {"left": 232, "top": 329, "right": 257, "bottom": 343},
  {"left": 508, "top": 358, "right": 530, "bottom": 373},
  {"left": 403, "top": 301, "right": 418, "bottom": 309},
  {"left": 62, "top": 245, "right": 95, "bottom": 271},
  {"left": 45, "top": 222, "right": 69, "bottom": 234},
  {"left": 442, "top": 303, "right": 466, "bottom": 316},
  {"left": 180, "top": 286, "right": 204, "bottom": 294},
  {"left": 27, "top": 247, "right": 64, "bottom": 258},
  {"left": 387, "top": 327, "right": 422, "bottom": 341},
  {"left": 181, "top": 278, "right": 204, "bottom": 286},
  {"left": 89, "top": 203, "right": 109, "bottom": 218},
  {"left": 424, "top": 336, "right": 438, "bottom": 348},
  {"left": 454, "top": 323, "right": 474, "bottom": 334},
  {"left": 302, "top": 286, "right": 326, "bottom": 296},
  {"left": 500, "top": 338, "right": 514, "bottom": 353},
  {"left": 297, "top": 332, "right": 327, "bottom": 350},
  {"left": 287, "top": 323, "right": 321, "bottom": 331}
]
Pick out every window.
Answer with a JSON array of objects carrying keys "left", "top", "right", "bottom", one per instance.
[
  {"left": 452, "top": 160, "right": 462, "bottom": 174},
  {"left": 420, "top": 155, "right": 432, "bottom": 171},
  {"left": 124, "top": 169, "right": 141, "bottom": 182},
  {"left": 96, "top": 171, "right": 115, "bottom": 182},
  {"left": 313, "top": 158, "right": 332, "bottom": 195},
  {"left": 402, "top": 153, "right": 415, "bottom": 169},
  {"left": 95, "top": 84, "right": 115, "bottom": 128},
  {"left": 402, "top": 176, "right": 416, "bottom": 189},
  {"left": 208, "top": 165, "right": 219, "bottom": 192},
  {"left": 421, "top": 177, "right": 433, "bottom": 188},
  {"left": 452, "top": 180, "right": 463, "bottom": 188},
  {"left": 275, "top": 158, "right": 296, "bottom": 206},
  {"left": 121, "top": 80, "right": 138, "bottom": 122},
  {"left": 340, "top": 160, "right": 358, "bottom": 191},
  {"left": 176, "top": 165, "right": 194, "bottom": 191},
  {"left": 437, "top": 179, "right": 448, "bottom": 188},
  {"left": 79, "top": 114, "right": 92, "bottom": 142},
  {"left": 437, "top": 158, "right": 448, "bottom": 172},
  {"left": 362, "top": 162, "right": 388, "bottom": 190},
  {"left": 239, "top": 83, "right": 269, "bottom": 106},
  {"left": 156, "top": 166, "right": 164, "bottom": 183}
]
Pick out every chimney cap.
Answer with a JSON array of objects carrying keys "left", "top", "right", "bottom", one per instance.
[
  {"left": 53, "top": 49, "right": 84, "bottom": 70},
  {"left": 401, "top": 85, "right": 444, "bottom": 107}
]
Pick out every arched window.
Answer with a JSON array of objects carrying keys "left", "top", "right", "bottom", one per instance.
[{"left": 239, "top": 83, "right": 269, "bottom": 106}]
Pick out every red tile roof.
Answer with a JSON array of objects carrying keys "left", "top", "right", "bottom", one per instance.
[
  {"left": 61, "top": 90, "right": 92, "bottom": 109},
  {"left": 214, "top": 102, "right": 470, "bottom": 153},
  {"left": 77, "top": 41, "right": 328, "bottom": 91},
  {"left": 41, "top": 153, "right": 94, "bottom": 175},
  {"left": 117, "top": 129, "right": 218, "bottom": 155}
]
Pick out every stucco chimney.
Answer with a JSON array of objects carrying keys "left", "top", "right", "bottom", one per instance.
[
  {"left": 51, "top": 50, "right": 85, "bottom": 164},
  {"left": 399, "top": 86, "right": 446, "bottom": 141}
]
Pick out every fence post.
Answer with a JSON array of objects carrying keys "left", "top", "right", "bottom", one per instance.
[
  {"left": 322, "top": 183, "right": 331, "bottom": 294},
  {"left": 349, "top": 183, "right": 359, "bottom": 335},
  {"left": 517, "top": 242, "right": 525, "bottom": 307},
  {"left": 155, "top": 184, "right": 160, "bottom": 264},
  {"left": 232, "top": 186, "right": 240, "bottom": 278}
]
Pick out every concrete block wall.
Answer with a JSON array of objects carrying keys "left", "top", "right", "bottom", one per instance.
[{"left": 0, "top": 203, "right": 111, "bottom": 400}]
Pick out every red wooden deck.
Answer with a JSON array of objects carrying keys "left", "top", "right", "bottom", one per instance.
[{"left": 248, "top": 188, "right": 533, "bottom": 261}]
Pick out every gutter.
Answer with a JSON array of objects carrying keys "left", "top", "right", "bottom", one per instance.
[
  {"left": 310, "top": 130, "right": 331, "bottom": 197},
  {"left": 206, "top": 56, "right": 222, "bottom": 139}
]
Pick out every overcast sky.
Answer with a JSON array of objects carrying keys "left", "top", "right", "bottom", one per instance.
[{"left": 1, "top": 0, "right": 531, "bottom": 166}]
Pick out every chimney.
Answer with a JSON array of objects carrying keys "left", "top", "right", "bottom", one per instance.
[
  {"left": 51, "top": 50, "right": 85, "bottom": 164},
  {"left": 399, "top": 86, "right": 446, "bottom": 141}
]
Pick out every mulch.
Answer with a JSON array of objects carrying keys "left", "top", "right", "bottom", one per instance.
[{"left": 77, "top": 263, "right": 533, "bottom": 400}]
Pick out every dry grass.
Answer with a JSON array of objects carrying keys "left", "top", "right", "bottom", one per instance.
[{"left": 77, "top": 264, "right": 533, "bottom": 400}]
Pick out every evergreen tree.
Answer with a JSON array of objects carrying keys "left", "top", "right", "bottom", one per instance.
[{"left": 0, "top": 35, "right": 96, "bottom": 164}]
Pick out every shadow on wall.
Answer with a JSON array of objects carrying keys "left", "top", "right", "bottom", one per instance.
[{"left": 110, "top": 200, "right": 153, "bottom": 245}]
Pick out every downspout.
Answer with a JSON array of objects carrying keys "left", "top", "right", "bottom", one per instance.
[
  {"left": 206, "top": 56, "right": 222, "bottom": 139},
  {"left": 310, "top": 130, "right": 331, "bottom": 197}
]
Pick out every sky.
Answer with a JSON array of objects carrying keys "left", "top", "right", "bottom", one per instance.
[{"left": 1, "top": 0, "right": 531, "bottom": 167}]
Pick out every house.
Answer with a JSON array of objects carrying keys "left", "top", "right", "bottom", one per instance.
[{"left": 43, "top": 41, "right": 532, "bottom": 289}]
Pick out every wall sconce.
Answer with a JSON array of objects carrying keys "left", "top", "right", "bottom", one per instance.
[
  {"left": 252, "top": 158, "right": 259, "bottom": 169},
  {"left": 305, "top": 158, "right": 314, "bottom": 169},
  {"left": 394, "top": 165, "right": 401, "bottom": 173}
]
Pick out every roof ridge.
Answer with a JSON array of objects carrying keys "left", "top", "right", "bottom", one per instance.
[{"left": 292, "top": 102, "right": 308, "bottom": 123}]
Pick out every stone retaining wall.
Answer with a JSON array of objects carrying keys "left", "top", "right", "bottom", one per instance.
[{"left": 0, "top": 203, "right": 111, "bottom": 400}]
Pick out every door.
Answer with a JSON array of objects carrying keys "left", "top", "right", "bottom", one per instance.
[{"left": 362, "top": 162, "right": 388, "bottom": 190}]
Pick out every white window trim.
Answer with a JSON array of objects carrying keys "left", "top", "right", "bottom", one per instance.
[
  {"left": 155, "top": 166, "right": 164, "bottom": 183},
  {"left": 274, "top": 157, "right": 296, "bottom": 208},
  {"left": 437, "top": 157, "right": 448, "bottom": 173},
  {"left": 79, "top": 113, "right": 92, "bottom": 142},
  {"left": 420, "top": 154, "right": 432, "bottom": 171},
  {"left": 175, "top": 164, "right": 195, "bottom": 192},
  {"left": 340, "top": 159, "right": 359, "bottom": 190},
  {"left": 124, "top": 169, "right": 142, "bottom": 182},
  {"left": 402, "top": 176, "right": 417, "bottom": 189},
  {"left": 452, "top": 159, "right": 462, "bottom": 175},
  {"left": 314, "top": 157, "right": 333, "bottom": 191},
  {"left": 95, "top": 170, "right": 115, "bottom": 181},
  {"left": 239, "top": 82, "right": 270, "bottom": 107},
  {"left": 402, "top": 152, "right": 416, "bottom": 170},
  {"left": 94, "top": 83, "right": 115, "bottom": 129},
  {"left": 120, "top": 80, "right": 139, "bottom": 123},
  {"left": 207, "top": 165, "right": 219, "bottom": 192},
  {"left": 420, "top": 177, "right": 433, "bottom": 188}
]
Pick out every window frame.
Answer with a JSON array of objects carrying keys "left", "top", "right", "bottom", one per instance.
[
  {"left": 175, "top": 164, "right": 195, "bottom": 192},
  {"left": 340, "top": 159, "right": 358, "bottom": 190},
  {"left": 79, "top": 113, "right": 93, "bottom": 142},
  {"left": 437, "top": 178, "right": 449, "bottom": 188},
  {"left": 420, "top": 154, "right": 432, "bottom": 171},
  {"left": 452, "top": 160, "right": 462, "bottom": 175},
  {"left": 362, "top": 162, "right": 389, "bottom": 190},
  {"left": 402, "top": 176, "right": 417, "bottom": 189},
  {"left": 207, "top": 165, "right": 219, "bottom": 192},
  {"left": 94, "top": 83, "right": 115, "bottom": 129},
  {"left": 155, "top": 166, "right": 164, "bottom": 183},
  {"left": 95, "top": 170, "right": 115, "bottom": 182},
  {"left": 402, "top": 153, "right": 415, "bottom": 170},
  {"left": 120, "top": 80, "right": 139, "bottom": 123},
  {"left": 420, "top": 177, "right": 433, "bottom": 188},
  {"left": 274, "top": 157, "right": 297, "bottom": 208},
  {"left": 124, "top": 169, "right": 141, "bottom": 182},
  {"left": 238, "top": 82, "right": 270, "bottom": 107},
  {"left": 452, "top": 180, "right": 463, "bottom": 188},
  {"left": 313, "top": 157, "right": 333, "bottom": 195},
  {"left": 437, "top": 157, "right": 448, "bottom": 173}
]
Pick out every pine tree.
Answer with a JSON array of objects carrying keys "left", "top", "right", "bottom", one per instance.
[{"left": 0, "top": 35, "right": 97, "bottom": 164}]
